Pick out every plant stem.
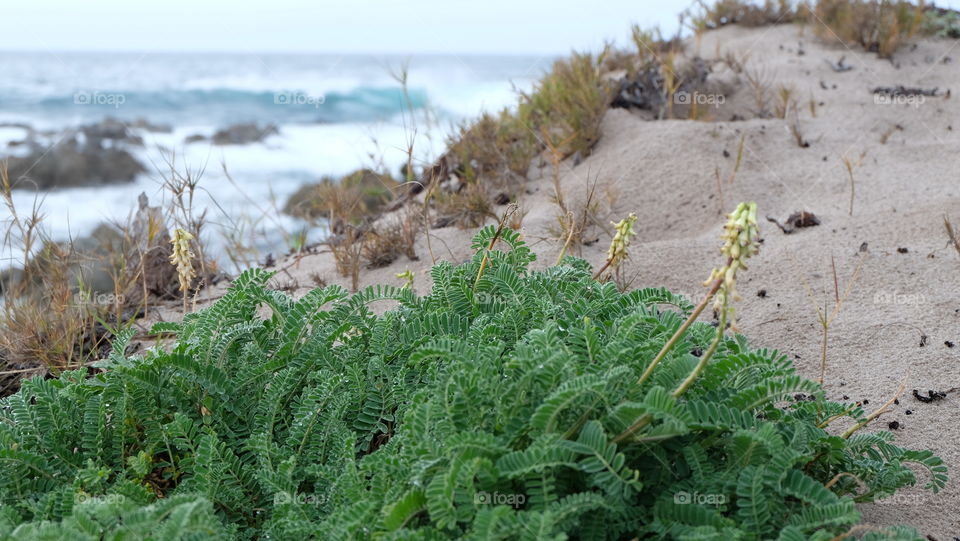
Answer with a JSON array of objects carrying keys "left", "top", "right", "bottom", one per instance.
[
  {"left": 672, "top": 304, "right": 727, "bottom": 398},
  {"left": 818, "top": 319, "right": 828, "bottom": 385},
  {"left": 591, "top": 258, "right": 614, "bottom": 280},
  {"left": 555, "top": 212, "right": 576, "bottom": 266},
  {"left": 616, "top": 268, "right": 728, "bottom": 444},
  {"left": 945, "top": 214, "right": 960, "bottom": 260},
  {"left": 636, "top": 267, "right": 726, "bottom": 388},
  {"left": 474, "top": 208, "right": 512, "bottom": 288},
  {"left": 841, "top": 377, "right": 907, "bottom": 439}
]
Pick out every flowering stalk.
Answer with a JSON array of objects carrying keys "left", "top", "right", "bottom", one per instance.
[
  {"left": 396, "top": 270, "right": 414, "bottom": 290},
  {"left": 636, "top": 202, "right": 758, "bottom": 387},
  {"left": 593, "top": 213, "right": 637, "bottom": 280},
  {"left": 617, "top": 203, "right": 759, "bottom": 443},
  {"left": 170, "top": 228, "right": 196, "bottom": 313}
]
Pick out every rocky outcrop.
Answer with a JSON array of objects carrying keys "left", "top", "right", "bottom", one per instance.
[
  {"left": 3, "top": 118, "right": 147, "bottom": 190},
  {"left": 210, "top": 123, "right": 279, "bottom": 145}
]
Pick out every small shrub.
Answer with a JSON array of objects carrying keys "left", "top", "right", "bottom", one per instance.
[
  {"left": 362, "top": 224, "right": 407, "bottom": 269},
  {"left": 808, "top": 0, "right": 926, "bottom": 58},
  {"left": 0, "top": 226, "right": 945, "bottom": 539},
  {"left": 922, "top": 6, "right": 960, "bottom": 38},
  {"left": 689, "top": 0, "right": 796, "bottom": 29},
  {"left": 329, "top": 225, "right": 364, "bottom": 291},
  {"left": 284, "top": 168, "right": 399, "bottom": 225},
  {"left": 433, "top": 182, "right": 497, "bottom": 229},
  {"left": 521, "top": 52, "right": 613, "bottom": 159},
  {"left": 448, "top": 110, "right": 537, "bottom": 188}
]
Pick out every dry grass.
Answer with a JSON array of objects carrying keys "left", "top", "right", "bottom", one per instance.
[
  {"left": 629, "top": 25, "right": 682, "bottom": 69},
  {"left": 879, "top": 123, "right": 904, "bottom": 144},
  {"left": 775, "top": 84, "right": 796, "bottom": 119},
  {"left": 285, "top": 168, "right": 399, "bottom": 228},
  {"left": 0, "top": 169, "right": 114, "bottom": 385},
  {"left": 330, "top": 226, "right": 364, "bottom": 292},
  {"left": 433, "top": 182, "right": 497, "bottom": 229},
  {"left": 744, "top": 64, "right": 774, "bottom": 117},
  {"left": 728, "top": 134, "right": 746, "bottom": 184},
  {"left": 362, "top": 228, "right": 403, "bottom": 269},
  {"left": 841, "top": 151, "right": 866, "bottom": 215},
  {"left": 520, "top": 52, "right": 614, "bottom": 158},
  {"left": 362, "top": 209, "right": 420, "bottom": 269},
  {"left": 448, "top": 111, "right": 536, "bottom": 189},
  {"left": 807, "top": 0, "right": 926, "bottom": 58},
  {"left": 689, "top": 0, "right": 796, "bottom": 30},
  {"left": 553, "top": 174, "right": 605, "bottom": 263},
  {"left": 945, "top": 214, "right": 960, "bottom": 260},
  {"left": 0, "top": 157, "right": 219, "bottom": 394}
]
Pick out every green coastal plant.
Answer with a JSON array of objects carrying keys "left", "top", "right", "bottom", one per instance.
[{"left": 0, "top": 221, "right": 946, "bottom": 540}]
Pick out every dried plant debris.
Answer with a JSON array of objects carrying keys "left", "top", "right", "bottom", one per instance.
[
  {"left": 766, "top": 211, "right": 820, "bottom": 234},
  {"left": 825, "top": 56, "right": 853, "bottom": 72},
  {"left": 912, "top": 389, "right": 949, "bottom": 403},
  {"left": 872, "top": 85, "right": 941, "bottom": 98},
  {"left": 611, "top": 57, "right": 712, "bottom": 115}
]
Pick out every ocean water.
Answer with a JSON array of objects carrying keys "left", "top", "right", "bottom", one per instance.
[{"left": 0, "top": 51, "right": 554, "bottom": 267}]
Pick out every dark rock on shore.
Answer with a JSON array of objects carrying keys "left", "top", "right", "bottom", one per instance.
[
  {"left": 6, "top": 142, "right": 144, "bottom": 190},
  {"left": 3, "top": 118, "right": 147, "bottom": 190},
  {"left": 129, "top": 118, "right": 173, "bottom": 133},
  {"left": 210, "top": 123, "right": 279, "bottom": 145}
]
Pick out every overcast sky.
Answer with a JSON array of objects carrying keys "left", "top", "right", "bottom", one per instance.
[
  {"left": 2, "top": 0, "right": 687, "bottom": 54},
  {"left": 4, "top": 1, "right": 956, "bottom": 55}
]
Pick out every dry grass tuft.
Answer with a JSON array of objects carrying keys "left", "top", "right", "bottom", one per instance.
[
  {"left": 0, "top": 158, "right": 219, "bottom": 395},
  {"left": 689, "top": 0, "right": 796, "bottom": 30},
  {"left": 362, "top": 210, "right": 420, "bottom": 270},
  {"left": 330, "top": 226, "right": 364, "bottom": 292},
  {"left": 520, "top": 52, "right": 614, "bottom": 159},
  {"left": 433, "top": 183, "right": 498, "bottom": 229},
  {"left": 284, "top": 168, "right": 399, "bottom": 229},
  {"left": 807, "top": 0, "right": 926, "bottom": 58}
]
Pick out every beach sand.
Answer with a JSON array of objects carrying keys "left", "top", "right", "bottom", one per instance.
[{"left": 150, "top": 24, "right": 960, "bottom": 536}]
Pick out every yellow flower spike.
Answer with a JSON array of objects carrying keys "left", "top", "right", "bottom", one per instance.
[
  {"left": 607, "top": 213, "right": 638, "bottom": 269},
  {"left": 593, "top": 212, "right": 639, "bottom": 280},
  {"left": 170, "top": 228, "right": 196, "bottom": 313},
  {"left": 396, "top": 269, "right": 414, "bottom": 290},
  {"left": 706, "top": 202, "right": 760, "bottom": 329},
  {"left": 169, "top": 228, "right": 195, "bottom": 293}
]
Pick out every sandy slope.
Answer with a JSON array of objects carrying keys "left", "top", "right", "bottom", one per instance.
[{"left": 152, "top": 24, "right": 960, "bottom": 536}]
